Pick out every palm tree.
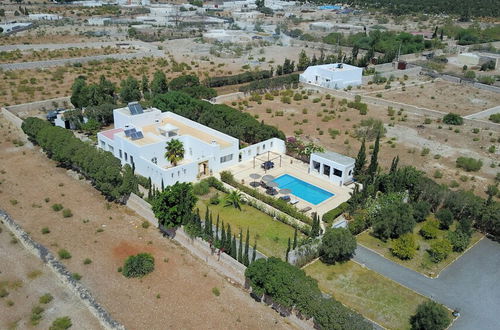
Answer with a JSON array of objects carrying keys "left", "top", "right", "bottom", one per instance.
[
  {"left": 224, "top": 190, "right": 243, "bottom": 210},
  {"left": 164, "top": 139, "right": 184, "bottom": 167}
]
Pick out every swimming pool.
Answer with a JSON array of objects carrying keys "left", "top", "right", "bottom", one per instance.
[{"left": 273, "top": 174, "right": 334, "bottom": 205}]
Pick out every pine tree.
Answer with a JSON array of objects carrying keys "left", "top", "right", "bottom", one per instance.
[
  {"left": 293, "top": 228, "right": 298, "bottom": 249},
  {"left": 231, "top": 234, "right": 237, "bottom": 259},
  {"left": 252, "top": 241, "right": 257, "bottom": 263},
  {"left": 237, "top": 229, "right": 243, "bottom": 263},
  {"left": 297, "top": 49, "right": 310, "bottom": 71},
  {"left": 286, "top": 237, "right": 291, "bottom": 262},
  {"left": 354, "top": 138, "right": 366, "bottom": 178},
  {"left": 243, "top": 228, "right": 250, "bottom": 266},
  {"left": 367, "top": 132, "right": 380, "bottom": 182}
]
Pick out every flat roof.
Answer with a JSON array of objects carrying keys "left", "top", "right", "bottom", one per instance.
[
  {"left": 313, "top": 151, "right": 355, "bottom": 166},
  {"left": 100, "top": 128, "right": 124, "bottom": 140}
]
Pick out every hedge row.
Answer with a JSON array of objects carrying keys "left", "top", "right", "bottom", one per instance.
[
  {"left": 152, "top": 91, "right": 285, "bottom": 144},
  {"left": 219, "top": 171, "right": 313, "bottom": 226},
  {"left": 21, "top": 117, "right": 137, "bottom": 201},
  {"left": 239, "top": 74, "right": 300, "bottom": 93},
  {"left": 205, "top": 70, "right": 272, "bottom": 87},
  {"left": 246, "top": 257, "right": 371, "bottom": 329},
  {"left": 322, "top": 202, "right": 349, "bottom": 225}
]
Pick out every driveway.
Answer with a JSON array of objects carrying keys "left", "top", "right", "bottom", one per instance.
[{"left": 354, "top": 238, "right": 500, "bottom": 330}]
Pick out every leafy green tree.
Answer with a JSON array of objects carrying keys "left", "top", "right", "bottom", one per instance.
[
  {"left": 169, "top": 74, "right": 200, "bottom": 90},
  {"left": 353, "top": 138, "right": 366, "bottom": 178},
  {"left": 410, "top": 301, "right": 451, "bottom": 330},
  {"left": 152, "top": 182, "right": 197, "bottom": 228},
  {"left": 119, "top": 76, "right": 141, "bottom": 103},
  {"left": 391, "top": 233, "right": 417, "bottom": 260},
  {"left": 80, "top": 119, "right": 101, "bottom": 135},
  {"left": 224, "top": 190, "right": 243, "bottom": 210},
  {"left": 413, "top": 200, "right": 431, "bottom": 222},
  {"left": 371, "top": 195, "right": 415, "bottom": 240},
  {"left": 141, "top": 74, "right": 150, "bottom": 99},
  {"left": 150, "top": 70, "right": 168, "bottom": 96},
  {"left": 164, "top": 139, "right": 184, "bottom": 166},
  {"left": 420, "top": 220, "right": 439, "bottom": 239},
  {"left": 70, "top": 77, "right": 88, "bottom": 109},
  {"left": 297, "top": 49, "right": 310, "bottom": 71},
  {"left": 442, "top": 113, "right": 463, "bottom": 125},
  {"left": 428, "top": 239, "right": 452, "bottom": 263},
  {"left": 122, "top": 253, "right": 155, "bottom": 278},
  {"left": 436, "top": 208, "right": 454, "bottom": 230},
  {"left": 485, "top": 184, "right": 498, "bottom": 206},
  {"left": 319, "top": 228, "right": 357, "bottom": 264},
  {"left": 447, "top": 230, "right": 470, "bottom": 252}
]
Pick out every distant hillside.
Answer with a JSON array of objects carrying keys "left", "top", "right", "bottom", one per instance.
[{"left": 337, "top": 0, "right": 500, "bottom": 18}]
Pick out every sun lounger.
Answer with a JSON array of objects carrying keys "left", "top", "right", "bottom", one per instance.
[
  {"left": 300, "top": 206, "right": 312, "bottom": 213},
  {"left": 290, "top": 199, "right": 299, "bottom": 205},
  {"left": 279, "top": 195, "right": 291, "bottom": 202}
]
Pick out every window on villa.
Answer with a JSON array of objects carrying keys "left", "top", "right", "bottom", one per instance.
[
  {"left": 348, "top": 170, "right": 352, "bottom": 176},
  {"left": 119, "top": 149, "right": 122, "bottom": 159},
  {"left": 333, "top": 168, "right": 343, "bottom": 177},
  {"left": 130, "top": 156, "right": 134, "bottom": 166},
  {"left": 220, "top": 154, "right": 233, "bottom": 163},
  {"left": 263, "top": 144, "right": 266, "bottom": 150},
  {"left": 125, "top": 152, "right": 128, "bottom": 162},
  {"left": 108, "top": 145, "right": 114, "bottom": 153},
  {"left": 100, "top": 141, "right": 105, "bottom": 148},
  {"left": 313, "top": 161, "right": 320, "bottom": 173},
  {"left": 270, "top": 141, "right": 273, "bottom": 147},
  {"left": 323, "top": 164, "right": 331, "bottom": 176}
]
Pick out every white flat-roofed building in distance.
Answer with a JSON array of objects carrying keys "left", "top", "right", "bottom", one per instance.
[
  {"left": 97, "top": 103, "right": 285, "bottom": 187},
  {"left": 310, "top": 151, "right": 355, "bottom": 186},
  {"left": 299, "top": 63, "right": 362, "bottom": 89}
]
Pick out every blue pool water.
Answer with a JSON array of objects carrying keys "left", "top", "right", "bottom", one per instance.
[{"left": 273, "top": 174, "right": 334, "bottom": 205}]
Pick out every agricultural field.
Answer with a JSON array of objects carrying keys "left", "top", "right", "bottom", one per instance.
[
  {"left": 196, "top": 189, "right": 303, "bottom": 258},
  {"left": 227, "top": 85, "right": 500, "bottom": 197},
  {"left": 0, "top": 115, "right": 293, "bottom": 330},
  {"left": 357, "top": 219, "right": 484, "bottom": 277},
  {"left": 304, "top": 259, "right": 430, "bottom": 329}
]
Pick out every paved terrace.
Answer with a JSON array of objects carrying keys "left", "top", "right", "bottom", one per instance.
[{"left": 223, "top": 153, "right": 354, "bottom": 216}]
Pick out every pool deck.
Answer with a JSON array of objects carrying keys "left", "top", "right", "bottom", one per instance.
[{"left": 220, "top": 154, "right": 354, "bottom": 217}]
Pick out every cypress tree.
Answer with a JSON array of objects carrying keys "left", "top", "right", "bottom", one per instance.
[
  {"left": 220, "top": 221, "right": 226, "bottom": 249},
  {"left": 231, "top": 234, "right": 237, "bottom": 259},
  {"left": 161, "top": 179, "right": 165, "bottom": 191},
  {"left": 390, "top": 155, "right": 399, "bottom": 174},
  {"left": 293, "top": 228, "right": 298, "bottom": 249},
  {"left": 204, "top": 205, "right": 209, "bottom": 223},
  {"left": 367, "top": 132, "right": 380, "bottom": 181},
  {"left": 286, "top": 237, "right": 291, "bottom": 262},
  {"left": 252, "top": 241, "right": 257, "bottom": 263},
  {"left": 237, "top": 229, "right": 243, "bottom": 263},
  {"left": 215, "top": 214, "right": 220, "bottom": 242},
  {"left": 226, "top": 224, "right": 232, "bottom": 252},
  {"left": 243, "top": 228, "right": 250, "bottom": 266},
  {"left": 208, "top": 213, "right": 213, "bottom": 240},
  {"left": 147, "top": 184, "right": 152, "bottom": 200},
  {"left": 354, "top": 138, "right": 366, "bottom": 178}
]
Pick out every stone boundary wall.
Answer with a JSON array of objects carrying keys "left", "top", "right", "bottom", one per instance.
[
  {"left": 6, "top": 96, "right": 72, "bottom": 114},
  {"left": 0, "top": 209, "right": 124, "bottom": 330},
  {"left": 362, "top": 66, "right": 421, "bottom": 84},
  {"left": 1, "top": 107, "right": 24, "bottom": 129},
  {"left": 211, "top": 92, "right": 245, "bottom": 104}
]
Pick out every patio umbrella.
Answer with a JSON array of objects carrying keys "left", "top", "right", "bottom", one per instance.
[
  {"left": 279, "top": 188, "right": 291, "bottom": 195},
  {"left": 249, "top": 173, "right": 261, "bottom": 187},
  {"left": 262, "top": 174, "right": 275, "bottom": 182},
  {"left": 266, "top": 181, "right": 279, "bottom": 188}
]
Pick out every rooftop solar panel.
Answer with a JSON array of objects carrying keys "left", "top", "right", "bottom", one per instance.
[
  {"left": 124, "top": 128, "right": 136, "bottom": 137},
  {"left": 130, "top": 131, "right": 144, "bottom": 141},
  {"left": 128, "top": 102, "right": 144, "bottom": 115}
]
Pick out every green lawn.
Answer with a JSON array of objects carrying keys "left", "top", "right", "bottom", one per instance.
[
  {"left": 304, "top": 260, "right": 429, "bottom": 330},
  {"left": 196, "top": 189, "right": 302, "bottom": 258},
  {"left": 357, "top": 217, "right": 483, "bottom": 277}
]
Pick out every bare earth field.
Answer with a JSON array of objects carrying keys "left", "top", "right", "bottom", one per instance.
[
  {"left": 0, "top": 116, "right": 293, "bottom": 330},
  {"left": 379, "top": 80, "right": 500, "bottom": 115},
  {"left": 0, "top": 47, "right": 131, "bottom": 64},
  {"left": 229, "top": 86, "right": 499, "bottom": 196},
  {"left": 0, "top": 222, "right": 102, "bottom": 330}
]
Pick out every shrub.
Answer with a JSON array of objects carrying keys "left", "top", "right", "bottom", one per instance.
[
  {"left": 62, "top": 209, "right": 73, "bottom": 218},
  {"left": 436, "top": 208, "right": 453, "bottom": 230},
  {"left": 192, "top": 180, "right": 210, "bottom": 195},
  {"left": 428, "top": 239, "right": 452, "bottom": 263},
  {"left": 83, "top": 258, "right": 92, "bottom": 265},
  {"left": 50, "top": 316, "right": 72, "bottom": 330},
  {"left": 319, "top": 228, "right": 357, "bottom": 264},
  {"left": 141, "top": 221, "right": 150, "bottom": 229},
  {"left": 410, "top": 301, "right": 451, "bottom": 330},
  {"left": 58, "top": 249, "right": 72, "bottom": 259},
  {"left": 39, "top": 293, "right": 53, "bottom": 304},
  {"left": 212, "top": 287, "right": 220, "bottom": 296},
  {"left": 322, "top": 202, "right": 348, "bottom": 225},
  {"left": 71, "top": 273, "right": 82, "bottom": 280},
  {"left": 442, "top": 113, "right": 463, "bottom": 125},
  {"left": 489, "top": 113, "right": 500, "bottom": 123},
  {"left": 51, "top": 204, "right": 63, "bottom": 212},
  {"left": 447, "top": 230, "right": 470, "bottom": 252},
  {"left": 391, "top": 233, "right": 417, "bottom": 260},
  {"left": 41, "top": 227, "right": 50, "bottom": 234},
  {"left": 464, "top": 70, "right": 476, "bottom": 79},
  {"left": 122, "top": 253, "right": 155, "bottom": 278},
  {"left": 209, "top": 193, "right": 220, "bottom": 205},
  {"left": 420, "top": 220, "right": 439, "bottom": 239},
  {"left": 456, "top": 157, "right": 483, "bottom": 172}
]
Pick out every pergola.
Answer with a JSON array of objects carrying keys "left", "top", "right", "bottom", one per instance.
[{"left": 253, "top": 151, "right": 282, "bottom": 171}]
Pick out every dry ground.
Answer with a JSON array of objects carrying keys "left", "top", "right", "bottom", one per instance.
[
  {"left": 378, "top": 80, "right": 500, "bottom": 115},
  {"left": 227, "top": 86, "right": 500, "bottom": 196},
  {"left": 0, "top": 115, "right": 293, "bottom": 330},
  {"left": 0, "top": 222, "right": 102, "bottom": 330},
  {"left": 0, "top": 47, "right": 131, "bottom": 64}
]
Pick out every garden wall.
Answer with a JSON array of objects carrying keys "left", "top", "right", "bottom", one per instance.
[
  {"left": 1, "top": 107, "right": 24, "bottom": 129},
  {"left": 5, "top": 96, "right": 72, "bottom": 115},
  {"left": 0, "top": 209, "right": 125, "bottom": 330}
]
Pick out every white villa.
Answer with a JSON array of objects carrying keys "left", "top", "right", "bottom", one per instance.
[
  {"left": 299, "top": 63, "right": 362, "bottom": 89},
  {"left": 309, "top": 151, "right": 355, "bottom": 186},
  {"left": 97, "top": 103, "right": 285, "bottom": 187}
]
